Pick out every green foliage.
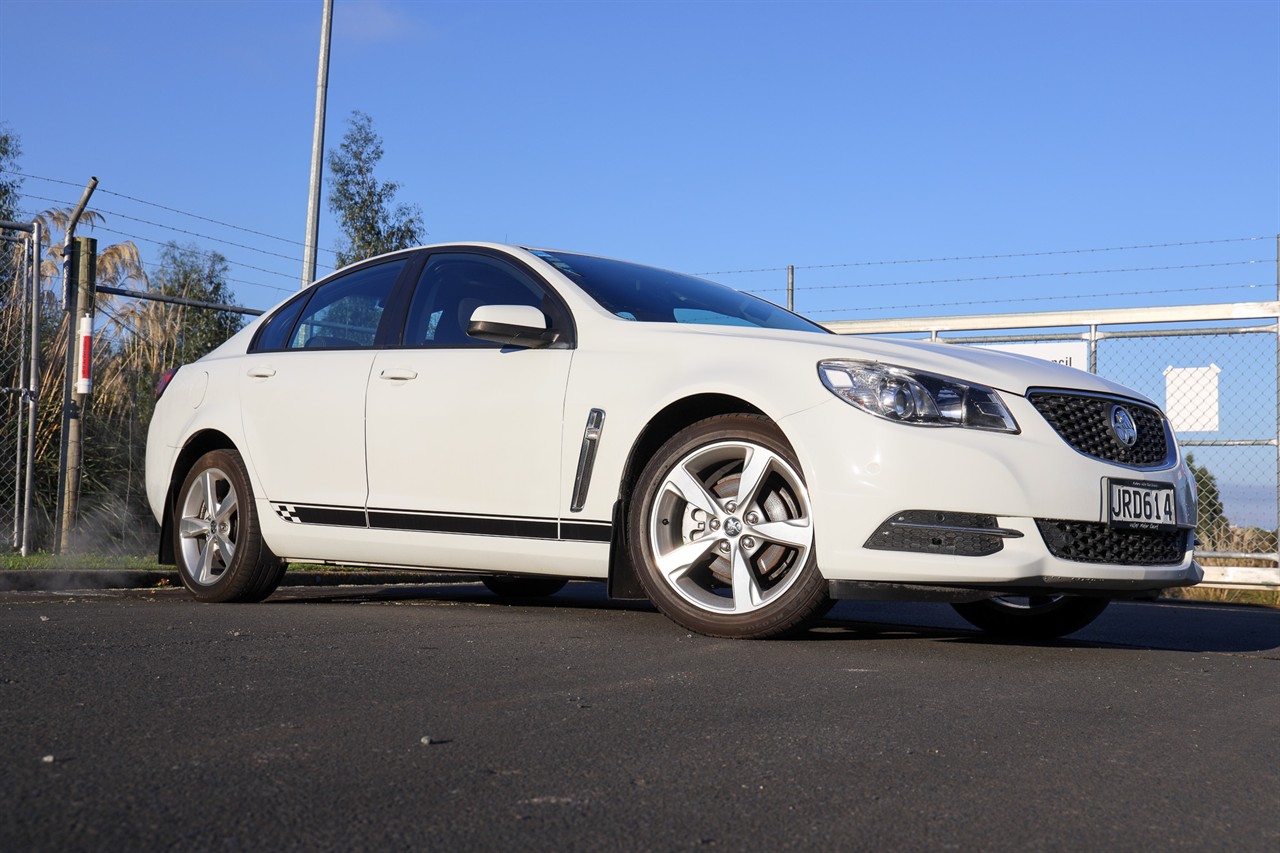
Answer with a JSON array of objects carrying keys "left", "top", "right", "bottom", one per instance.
[
  {"left": 0, "top": 125, "right": 21, "bottom": 222},
  {"left": 327, "top": 110, "right": 424, "bottom": 268},
  {"left": 149, "top": 241, "right": 243, "bottom": 362},
  {"left": 1185, "top": 454, "right": 1229, "bottom": 548}
]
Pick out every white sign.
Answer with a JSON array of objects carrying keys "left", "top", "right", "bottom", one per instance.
[
  {"left": 1164, "top": 364, "right": 1220, "bottom": 432},
  {"left": 971, "top": 341, "right": 1091, "bottom": 371}
]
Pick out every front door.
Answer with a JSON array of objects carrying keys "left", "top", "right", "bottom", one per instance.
[{"left": 363, "top": 251, "right": 575, "bottom": 565}]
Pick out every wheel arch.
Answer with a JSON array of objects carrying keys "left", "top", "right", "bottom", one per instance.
[
  {"left": 606, "top": 393, "right": 769, "bottom": 599},
  {"left": 158, "top": 429, "right": 239, "bottom": 565}
]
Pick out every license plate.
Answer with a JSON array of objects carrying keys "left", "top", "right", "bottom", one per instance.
[{"left": 1105, "top": 478, "right": 1177, "bottom": 531}]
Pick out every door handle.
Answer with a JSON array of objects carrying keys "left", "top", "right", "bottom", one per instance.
[
  {"left": 379, "top": 368, "right": 418, "bottom": 381},
  {"left": 246, "top": 366, "right": 276, "bottom": 378}
]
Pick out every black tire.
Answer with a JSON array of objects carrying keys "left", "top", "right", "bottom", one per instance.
[
  {"left": 173, "top": 449, "right": 286, "bottom": 603},
  {"left": 482, "top": 576, "right": 568, "bottom": 597},
  {"left": 951, "top": 595, "right": 1110, "bottom": 639},
  {"left": 628, "top": 414, "right": 830, "bottom": 639}
]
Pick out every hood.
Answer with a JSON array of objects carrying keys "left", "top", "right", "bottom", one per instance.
[{"left": 626, "top": 323, "right": 1151, "bottom": 403}]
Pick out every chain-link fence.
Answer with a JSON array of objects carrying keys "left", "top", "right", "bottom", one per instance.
[
  {"left": 1, "top": 223, "right": 40, "bottom": 554},
  {"left": 829, "top": 304, "right": 1280, "bottom": 588}
]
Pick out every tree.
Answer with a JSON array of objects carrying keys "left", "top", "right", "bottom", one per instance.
[
  {"left": 0, "top": 125, "right": 21, "bottom": 222},
  {"left": 1185, "top": 454, "right": 1229, "bottom": 549},
  {"left": 1, "top": 126, "right": 25, "bottom": 321},
  {"left": 327, "top": 110, "right": 424, "bottom": 268},
  {"left": 148, "top": 241, "right": 243, "bottom": 361}
]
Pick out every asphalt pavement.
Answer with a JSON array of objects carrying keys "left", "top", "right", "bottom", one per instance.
[{"left": 1, "top": 580, "right": 1276, "bottom": 851}]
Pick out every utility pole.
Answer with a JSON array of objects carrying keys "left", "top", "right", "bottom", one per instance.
[
  {"left": 787, "top": 265, "right": 795, "bottom": 312},
  {"left": 52, "top": 178, "right": 97, "bottom": 554},
  {"left": 302, "top": 0, "right": 334, "bottom": 288},
  {"left": 57, "top": 237, "right": 96, "bottom": 553}
]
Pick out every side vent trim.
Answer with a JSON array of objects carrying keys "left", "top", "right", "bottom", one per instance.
[{"left": 570, "top": 408, "right": 606, "bottom": 512}]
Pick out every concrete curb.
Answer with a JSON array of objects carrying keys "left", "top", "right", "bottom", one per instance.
[{"left": 0, "top": 569, "right": 477, "bottom": 593}]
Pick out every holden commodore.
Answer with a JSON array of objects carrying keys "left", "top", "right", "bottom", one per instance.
[{"left": 146, "top": 243, "right": 1201, "bottom": 639}]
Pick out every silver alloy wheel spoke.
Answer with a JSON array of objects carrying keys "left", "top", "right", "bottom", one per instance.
[
  {"left": 750, "top": 518, "right": 812, "bottom": 550},
  {"left": 215, "top": 488, "right": 237, "bottom": 524},
  {"left": 196, "top": 531, "right": 218, "bottom": 584},
  {"left": 734, "top": 446, "right": 774, "bottom": 510},
  {"left": 216, "top": 531, "right": 236, "bottom": 562},
  {"left": 729, "top": 546, "right": 764, "bottom": 612},
  {"left": 662, "top": 465, "right": 723, "bottom": 518},
  {"left": 656, "top": 537, "right": 718, "bottom": 583},
  {"left": 202, "top": 472, "right": 219, "bottom": 525},
  {"left": 180, "top": 517, "right": 211, "bottom": 539}
]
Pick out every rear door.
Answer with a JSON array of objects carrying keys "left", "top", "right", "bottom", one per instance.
[{"left": 239, "top": 257, "right": 410, "bottom": 518}]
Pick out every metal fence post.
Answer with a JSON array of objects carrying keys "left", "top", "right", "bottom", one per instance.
[
  {"left": 57, "top": 236, "right": 96, "bottom": 553},
  {"left": 21, "top": 220, "right": 41, "bottom": 556}
]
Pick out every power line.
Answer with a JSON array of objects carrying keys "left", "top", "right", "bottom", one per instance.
[
  {"left": 144, "top": 264, "right": 293, "bottom": 296},
  {"left": 9, "top": 207, "right": 292, "bottom": 297},
  {"left": 21, "top": 192, "right": 334, "bottom": 273},
  {"left": 5, "top": 168, "right": 340, "bottom": 257},
  {"left": 697, "top": 236, "right": 1269, "bottom": 276},
  {"left": 745, "top": 259, "right": 1268, "bottom": 294},
  {"left": 84, "top": 223, "right": 298, "bottom": 282},
  {"left": 805, "top": 282, "right": 1272, "bottom": 315}
]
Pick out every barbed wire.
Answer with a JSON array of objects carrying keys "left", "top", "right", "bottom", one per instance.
[
  {"left": 21, "top": 192, "right": 333, "bottom": 273},
  {"left": 696, "top": 236, "right": 1270, "bottom": 276},
  {"left": 802, "top": 282, "right": 1272, "bottom": 315},
  {"left": 4, "top": 169, "right": 340, "bottom": 256},
  {"left": 12, "top": 206, "right": 302, "bottom": 297},
  {"left": 143, "top": 264, "right": 293, "bottom": 296},
  {"left": 84, "top": 224, "right": 296, "bottom": 283},
  {"left": 743, "top": 259, "right": 1270, "bottom": 294}
]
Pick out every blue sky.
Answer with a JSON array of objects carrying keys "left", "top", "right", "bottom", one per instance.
[{"left": 0, "top": 0, "right": 1276, "bottom": 317}]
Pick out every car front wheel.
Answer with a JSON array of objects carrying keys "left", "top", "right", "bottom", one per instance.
[
  {"left": 951, "top": 595, "right": 1110, "bottom": 639},
  {"left": 174, "top": 449, "right": 285, "bottom": 603},
  {"left": 628, "top": 414, "right": 831, "bottom": 639}
]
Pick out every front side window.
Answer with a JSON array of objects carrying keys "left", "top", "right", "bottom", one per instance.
[
  {"left": 286, "top": 259, "right": 407, "bottom": 349},
  {"left": 402, "top": 253, "right": 556, "bottom": 347}
]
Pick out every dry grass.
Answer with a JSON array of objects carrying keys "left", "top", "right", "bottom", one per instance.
[{"left": 1164, "top": 585, "right": 1280, "bottom": 607}]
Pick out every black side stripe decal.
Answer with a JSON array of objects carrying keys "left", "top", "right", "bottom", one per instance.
[
  {"left": 274, "top": 503, "right": 365, "bottom": 527},
  {"left": 273, "top": 503, "right": 611, "bottom": 543},
  {"left": 560, "top": 521, "right": 612, "bottom": 543},
  {"left": 369, "top": 510, "right": 558, "bottom": 540}
]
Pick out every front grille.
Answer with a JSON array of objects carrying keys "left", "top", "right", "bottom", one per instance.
[
  {"left": 1036, "top": 519, "right": 1188, "bottom": 566},
  {"left": 1028, "top": 391, "right": 1172, "bottom": 468},
  {"left": 865, "top": 511, "right": 1012, "bottom": 557}
]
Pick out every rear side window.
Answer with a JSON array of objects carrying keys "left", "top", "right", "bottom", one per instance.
[
  {"left": 254, "top": 259, "right": 407, "bottom": 351},
  {"left": 253, "top": 294, "right": 307, "bottom": 352}
]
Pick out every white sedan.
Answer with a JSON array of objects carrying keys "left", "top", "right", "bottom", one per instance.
[{"left": 146, "top": 243, "right": 1200, "bottom": 639}]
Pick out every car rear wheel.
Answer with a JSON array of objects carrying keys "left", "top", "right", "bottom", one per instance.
[
  {"left": 951, "top": 595, "right": 1109, "bottom": 639},
  {"left": 174, "top": 449, "right": 285, "bottom": 603},
  {"left": 628, "top": 414, "right": 830, "bottom": 639},
  {"left": 482, "top": 576, "right": 567, "bottom": 597}
]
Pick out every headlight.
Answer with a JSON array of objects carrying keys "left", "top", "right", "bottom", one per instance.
[{"left": 818, "top": 359, "right": 1019, "bottom": 433}]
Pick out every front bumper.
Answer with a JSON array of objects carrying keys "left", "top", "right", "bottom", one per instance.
[{"left": 780, "top": 394, "right": 1198, "bottom": 595}]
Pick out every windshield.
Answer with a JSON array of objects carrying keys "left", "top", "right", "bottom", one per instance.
[{"left": 530, "top": 250, "right": 829, "bottom": 334}]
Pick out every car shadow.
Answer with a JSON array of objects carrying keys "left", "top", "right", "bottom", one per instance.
[{"left": 265, "top": 579, "right": 1280, "bottom": 656}]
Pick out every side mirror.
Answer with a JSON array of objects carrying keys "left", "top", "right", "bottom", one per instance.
[{"left": 466, "top": 304, "right": 560, "bottom": 348}]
